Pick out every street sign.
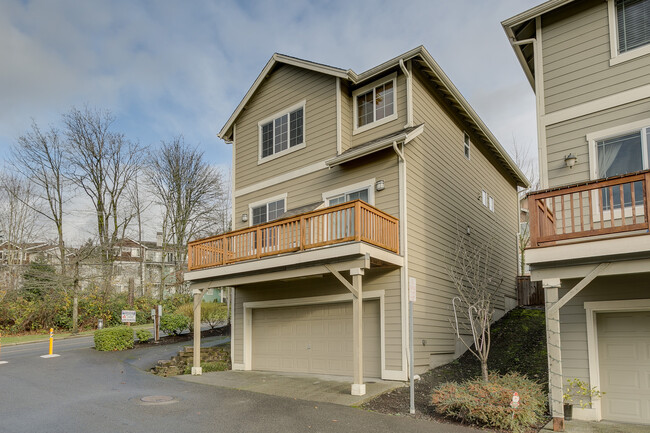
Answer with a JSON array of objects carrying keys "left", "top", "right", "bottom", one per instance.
[{"left": 121, "top": 310, "right": 136, "bottom": 323}]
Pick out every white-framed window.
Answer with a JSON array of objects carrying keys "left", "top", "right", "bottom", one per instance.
[
  {"left": 608, "top": 0, "right": 650, "bottom": 65},
  {"left": 258, "top": 101, "right": 306, "bottom": 164},
  {"left": 463, "top": 132, "right": 471, "bottom": 160},
  {"left": 352, "top": 73, "right": 398, "bottom": 134},
  {"left": 488, "top": 196, "right": 495, "bottom": 213},
  {"left": 322, "top": 179, "right": 375, "bottom": 206},
  {"left": 248, "top": 193, "right": 288, "bottom": 226}
]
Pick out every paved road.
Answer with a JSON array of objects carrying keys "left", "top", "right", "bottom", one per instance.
[{"left": 0, "top": 339, "right": 480, "bottom": 433}]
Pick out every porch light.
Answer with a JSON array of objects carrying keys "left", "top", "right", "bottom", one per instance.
[
  {"left": 241, "top": 213, "right": 248, "bottom": 222},
  {"left": 564, "top": 153, "right": 577, "bottom": 169},
  {"left": 375, "top": 180, "right": 385, "bottom": 191}
]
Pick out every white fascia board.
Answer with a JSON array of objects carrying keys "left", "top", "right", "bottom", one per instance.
[
  {"left": 527, "top": 235, "right": 650, "bottom": 266},
  {"left": 501, "top": 0, "right": 575, "bottom": 28}
]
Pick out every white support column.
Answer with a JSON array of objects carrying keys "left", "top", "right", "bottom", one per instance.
[
  {"left": 192, "top": 288, "right": 205, "bottom": 375},
  {"left": 544, "top": 279, "right": 564, "bottom": 432},
  {"left": 351, "top": 267, "right": 365, "bottom": 396}
]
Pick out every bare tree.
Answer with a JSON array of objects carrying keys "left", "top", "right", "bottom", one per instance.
[
  {"left": 63, "top": 106, "right": 144, "bottom": 295},
  {"left": 147, "top": 136, "right": 225, "bottom": 295},
  {"left": 448, "top": 228, "right": 503, "bottom": 382},
  {"left": 512, "top": 139, "right": 539, "bottom": 275}
]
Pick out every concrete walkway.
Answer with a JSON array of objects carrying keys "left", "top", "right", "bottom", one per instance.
[
  {"left": 178, "top": 370, "right": 404, "bottom": 406},
  {"left": 542, "top": 419, "right": 648, "bottom": 433}
]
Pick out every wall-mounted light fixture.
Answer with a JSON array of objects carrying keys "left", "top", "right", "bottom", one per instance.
[
  {"left": 376, "top": 180, "right": 385, "bottom": 191},
  {"left": 564, "top": 153, "right": 577, "bottom": 169},
  {"left": 466, "top": 226, "right": 471, "bottom": 236},
  {"left": 241, "top": 213, "right": 248, "bottom": 223}
]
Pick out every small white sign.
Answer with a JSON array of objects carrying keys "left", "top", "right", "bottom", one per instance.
[
  {"left": 121, "top": 310, "right": 136, "bottom": 323},
  {"left": 510, "top": 392, "right": 520, "bottom": 409},
  {"left": 409, "top": 277, "right": 416, "bottom": 302}
]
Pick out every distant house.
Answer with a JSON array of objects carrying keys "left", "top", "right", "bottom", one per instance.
[
  {"left": 504, "top": 0, "right": 650, "bottom": 429},
  {"left": 185, "top": 46, "right": 528, "bottom": 395}
]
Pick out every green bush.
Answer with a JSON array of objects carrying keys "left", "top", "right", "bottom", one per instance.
[
  {"left": 183, "top": 360, "right": 230, "bottom": 375},
  {"left": 136, "top": 329, "right": 152, "bottom": 343},
  {"left": 431, "top": 372, "right": 546, "bottom": 433},
  {"left": 94, "top": 326, "right": 134, "bottom": 351},
  {"left": 176, "top": 302, "right": 228, "bottom": 331},
  {"left": 160, "top": 313, "right": 190, "bottom": 335}
]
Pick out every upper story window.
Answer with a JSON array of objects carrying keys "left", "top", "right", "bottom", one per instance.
[
  {"left": 352, "top": 73, "right": 398, "bottom": 134},
  {"left": 463, "top": 132, "right": 471, "bottom": 160},
  {"left": 327, "top": 188, "right": 369, "bottom": 206},
  {"left": 258, "top": 101, "right": 306, "bottom": 164},
  {"left": 249, "top": 194, "right": 287, "bottom": 226},
  {"left": 616, "top": 0, "right": 650, "bottom": 53}
]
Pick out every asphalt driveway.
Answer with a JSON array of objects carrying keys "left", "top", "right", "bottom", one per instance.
[{"left": 0, "top": 339, "right": 481, "bottom": 433}]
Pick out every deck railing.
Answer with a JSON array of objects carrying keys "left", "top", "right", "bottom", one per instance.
[
  {"left": 187, "top": 200, "right": 399, "bottom": 271},
  {"left": 528, "top": 170, "right": 650, "bottom": 247}
]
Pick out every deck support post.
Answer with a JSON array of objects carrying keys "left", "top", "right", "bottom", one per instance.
[
  {"left": 351, "top": 267, "right": 365, "bottom": 396},
  {"left": 544, "top": 280, "right": 564, "bottom": 432},
  {"left": 192, "top": 287, "right": 206, "bottom": 375}
]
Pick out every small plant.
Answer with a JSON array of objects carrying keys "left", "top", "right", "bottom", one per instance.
[
  {"left": 136, "top": 329, "right": 152, "bottom": 343},
  {"left": 183, "top": 360, "right": 229, "bottom": 375},
  {"left": 94, "top": 326, "right": 134, "bottom": 351},
  {"left": 160, "top": 313, "right": 190, "bottom": 335},
  {"left": 563, "top": 378, "right": 604, "bottom": 409}
]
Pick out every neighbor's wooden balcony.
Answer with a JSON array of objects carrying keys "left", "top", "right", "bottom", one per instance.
[
  {"left": 188, "top": 200, "right": 399, "bottom": 271},
  {"left": 528, "top": 170, "right": 650, "bottom": 247}
]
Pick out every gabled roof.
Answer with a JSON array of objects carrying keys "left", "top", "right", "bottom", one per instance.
[{"left": 219, "top": 46, "right": 529, "bottom": 188}]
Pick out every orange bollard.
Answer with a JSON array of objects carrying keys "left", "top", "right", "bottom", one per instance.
[{"left": 49, "top": 328, "right": 53, "bottom": 355}]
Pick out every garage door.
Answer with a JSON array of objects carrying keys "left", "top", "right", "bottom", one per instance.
[
  {"left": 598, "top": 312, "right": 650, "bottom": 424},
  {"left": 252, "top": 300, "right": 381, "bottom": 377}
]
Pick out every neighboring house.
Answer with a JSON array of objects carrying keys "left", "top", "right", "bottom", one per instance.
[
  {"left": 0, "top": 241, "right": 61, "bottom": 291},
  {"left": 185, "top": 46, "right": 528, "bottom": 395},
  {"left": 504, "top": 0, "right": 650, "bottom": 429}
]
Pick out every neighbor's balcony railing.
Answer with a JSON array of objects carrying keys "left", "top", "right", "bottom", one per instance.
[
  {"left": 188, "top": 200, "right": 399, "bottom": 271},
  {"left": 528, "top": 170, "right": 650, "bottom": 247}
]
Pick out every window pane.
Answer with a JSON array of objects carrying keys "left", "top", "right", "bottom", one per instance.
[
  {"left": 252, "top": 205, "right": 267, "bottom": 225},
  {"left": 329, "top": 195, "right": 345, "bottom": 206},
  {"left": 267, "top": 199, "right": 285, "bottom": 221},
  {"left": 597, "top": 132, "right": 643, "bottom": 178},
  {"left": 617, "top": 0, "right": 650, "bottom": 53},
  {"left": 346, "top": 189, "right": 369, "bottom": 203},
  {"left": 289, "top": 108, "right": 303, "bottom": 147},
  {"left": 357, "top": 91, "right": 373, "bottom": 127},
  {"left": 262, "top": 122, "right": 273, "bottom": 157},
  {"left": 274, "top": 115, "right": 288, "bottom": 153},
  {"left": 376, "top": 81, "right": 394, "bottom": 121}
]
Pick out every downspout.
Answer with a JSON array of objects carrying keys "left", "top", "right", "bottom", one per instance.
[{"left": 399, "top": 59, "right": 413, "bottom": 128}]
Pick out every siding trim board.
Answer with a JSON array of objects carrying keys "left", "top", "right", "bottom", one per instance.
[{"left": 234, "top": 161, "right": 328, "bottom": 198}]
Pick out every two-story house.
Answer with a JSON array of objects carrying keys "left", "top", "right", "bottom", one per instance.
[
  {"left": 504, "top": 0, "right": 650, "bottom": 429},
  {"left": 185, "top": 46, "right": 528, "bottom": 396}
]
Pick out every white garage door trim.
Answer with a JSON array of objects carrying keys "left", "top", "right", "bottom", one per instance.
[
  {"left": 584, "top": 299, "right": 650, "bottom": 422},
  {"left": 242, "top": 290, "right": 387, "bottom": 378}
]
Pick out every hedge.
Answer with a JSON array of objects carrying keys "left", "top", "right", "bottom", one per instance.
[
  {"left": 160, "top": 313, "right": 190, "bottom": 335},
  {"left": 94, "top": 326, "right": 134, "bottom": 351}
]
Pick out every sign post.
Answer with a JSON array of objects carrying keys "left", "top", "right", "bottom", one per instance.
[{"left": 151, "top": 305, "right": 162, "bottom": 342}]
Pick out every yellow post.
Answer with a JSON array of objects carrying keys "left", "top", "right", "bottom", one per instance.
[{"left": 49, "top": 328, "right": 54, "bottom": 356}]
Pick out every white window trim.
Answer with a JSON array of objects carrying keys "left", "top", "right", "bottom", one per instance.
[
  {"left": 607, "top": 0, "right": 650, "bottom": 66},
  {"left": 248, "top": 193, "right": 288, "bottom": 227},
  {"left": 352, "top": 73, "right": 398, "bottom": 135},
  {"left": 257, "top": 100, "right": 306, "bottom": 165},
  {"left": 463, "top": 132, "right": 471, "bottom": 160},
  {"left": 481, "top": 190, "right": 488, "bottom": 207},
  {"left": 488, "top": 196, "right": 495, "bottom": 213},
  {"left": 322, "top": 178, "right": 376, "bottom": 206},
  {"left": 586, "top": 118, "right": 650, "bottom": 222}
]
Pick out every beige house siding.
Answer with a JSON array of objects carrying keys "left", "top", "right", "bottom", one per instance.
[
  {"left": 232, "top": 268, "right": 403, "bottom": 370},
  {"left": 234, "top": 149, "right": 399, "bottom": 231},
  {"left": 407, "top": 71, "right": 519, "bottom": 368},
  {"left": 557, "top": 274, "right": 650, "bottom": 385},
  {"left": 545, "top": 97, "right": 650, "bottom": 188},
  {"left": 542, "top": 0, "right": 650, "bottom": 114},
  {"left": 234, "top": 64, "right": 337, "bottom": 191}
]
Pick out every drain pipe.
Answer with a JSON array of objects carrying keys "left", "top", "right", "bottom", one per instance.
[
  {"left": 392, "top": 140, "right": 414, "bottom": 414},
  {"left": 398, "top": 59, "right": 413, "bottom": 128}
]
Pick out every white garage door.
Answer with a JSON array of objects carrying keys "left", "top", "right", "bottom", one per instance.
[
  {"left": 598, "top": 311, "right": 650, "bottom": 424},
  {"left": 252, "top": 300, "right": 381, "bottom": 377}
]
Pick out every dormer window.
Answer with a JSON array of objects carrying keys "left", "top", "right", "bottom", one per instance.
[
  {"left": 258, "top": 101, "right": 306, "bottom": 164},
  {"left": 353, "top": 73, "right": 398, "bottom": 134}
]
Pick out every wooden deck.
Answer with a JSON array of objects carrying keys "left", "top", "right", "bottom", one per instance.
[
  {"left": 528, "top": 170, "right": 650, "bottom": 247},
  {"left": 188, "top": 200, "right": 399, "bottom": 271}
]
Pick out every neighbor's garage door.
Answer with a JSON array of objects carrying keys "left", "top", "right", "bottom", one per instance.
[
  {"left": 598, "top": 311, "right": 650, "bottom": 424},
  {"left": 252, "top": 301, "right": 381, "bottom": 377}
]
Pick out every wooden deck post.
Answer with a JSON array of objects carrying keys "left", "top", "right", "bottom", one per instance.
[
  {"left": 544, "top": 281, "right": 564, "bottom": 432},
  {"left": 191, "top": 287, "right": 206, "bottom": 375},
  {"left": 351, "top": 267, "right": 365, "bottom": 396}
]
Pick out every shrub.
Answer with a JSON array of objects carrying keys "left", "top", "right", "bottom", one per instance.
[
  {"left": 431, "top": 372, "right": 546, "bottom": 433},
  {"left": 136, "top": 329, "right": 152, "bottom": 343},
  {"left": 160, "top": 313, "right": 190, "bottom": 335},
  {"left": 183, "top": 360, "right": 230, "bottom": 375},
  {"left": 94, "top": 326, "right": 134, "bottom": 351},
  {"left": 175, "top": 302, "right": 228, "bottom": 331}
]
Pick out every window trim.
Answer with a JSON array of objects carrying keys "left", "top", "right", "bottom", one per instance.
[
  {"left": 257, "top": 101, "right": 306, "bottom": 165},
  {"left": 322, "top": 179, "right": 376, "bottom": 206},
  {"left": 247, "top": 193, "right": 288, "bottom": 227},
  {"left": 607, "top": 0, "right": 650, "bottom": 66},
  {"left": 352, "top": 73, "right": 398, "bottom": 135},
  {"left": 463, "top": 132, "right": 471, "bottom": 160}
]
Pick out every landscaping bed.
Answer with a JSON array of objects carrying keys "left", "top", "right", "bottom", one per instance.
[
  {"left": 152, "top": 344, "right": 231, "bottom": 376},
  {"left": 363, "top": 307, "right": 548, "bottom": 431}
]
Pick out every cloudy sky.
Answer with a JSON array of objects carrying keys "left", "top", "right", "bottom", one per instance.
[{"left": 0, "top": 0, "right": 540, "bottom": 242}]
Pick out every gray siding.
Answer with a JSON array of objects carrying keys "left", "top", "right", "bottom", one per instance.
[
  {"left": 408, "top": 70, "right": 519, "bottom": 368},
  {"left": 542, "top": 0, "right": 650, "bottom": 114}
]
